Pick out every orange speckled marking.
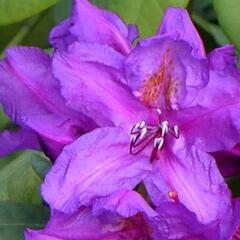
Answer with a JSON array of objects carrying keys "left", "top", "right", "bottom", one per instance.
[{"left": 141, "top": 49, "right": 179, "bottom": 109}]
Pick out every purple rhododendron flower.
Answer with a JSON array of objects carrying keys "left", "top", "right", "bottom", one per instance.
[
  {"left": 0, "top": 0, "right": 239, "bottom": 239},
  {"left": 40, "top": 2, "right": 240, "bottom": 238},
  {"left": 25, "top": 189, "right": 221, "bottom": 240}
]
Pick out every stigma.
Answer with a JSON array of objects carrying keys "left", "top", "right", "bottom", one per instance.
[{"left": 129, "top": 108, "right": 179, "bottom": 161}]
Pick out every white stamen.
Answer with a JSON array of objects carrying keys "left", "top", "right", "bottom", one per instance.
[
  {"left": 173, "top": 125, "right": 179, "bottom": 138},
  {"left": 139, "top": 120, "right": 146, "bottom": 129},
  {"left": 139, "top": 127, "right": 148, "bottom": 139},
  {"left": 161, "top": 121, "right": 169, "bottom": 137},
  {"left": 157, "top": 108, "right": 162, "bottom": 115}
]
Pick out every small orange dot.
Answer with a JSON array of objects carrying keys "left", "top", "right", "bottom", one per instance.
[{"left": 168, "top": 191, "right": 178, "bottom": 200}]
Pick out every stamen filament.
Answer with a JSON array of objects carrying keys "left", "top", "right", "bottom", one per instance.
[{"left": 129, "top": 109, "right": 179, "bottom": 161}]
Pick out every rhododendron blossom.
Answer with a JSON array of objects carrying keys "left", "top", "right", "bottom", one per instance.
[
  {"left": 0, "top": 0, "right": 239, "bottom": 239},
  {"left": 40, "top": 0, "right": 240, "bottom": 239}
]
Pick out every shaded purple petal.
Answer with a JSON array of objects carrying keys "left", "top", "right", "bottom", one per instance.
[
  {"left": 0, "top": 47, "right": 95, "bottom": 158},
  {"left": 149, "top": 202, "right": 219, "bottom": 240},
  {"left": 25, "top": 208, "right": 107, "bottom": 240},
  {"left": 157, "top": 7, "right": 205, "bottom": 57},
  {"left": 180, "top": 45, "right": 240, "bottom": 152},
  {"left": 66, "top": 42, "right": 125, "bottom": 70},
  {"left": 208, "top": 45, "right": 238, "bottom": 71},
  {"left": 49, "top": 18, "right": 76, "bottom": 50},
  {"left": 42, "top": 127, "right": 151, "bottom": 213},
  {"left": 26, "top": 201, "right": 220, "bottom": 240},
  {"left": 212, "top": 146, "right": 240, "bottom": 178},
  {"left": 124, "top": 37, "right": 208, "bottom": 110},
  {"left": 0, "top": 128, "right": 40, "bottom": 157},
  {"left": 127, "top": 24, "right": 139, "bottom": 43},
  {"left": 170, "top": 105, "right": 239, "bottom": 154},
  {"left": 145, "top": 138, "right": 232, "bottom": 226},
  {"left": 25, "top": 190, "right": 154, "bottom": 240},
  {"left": 93, "top": 189, "right": 157, "bottom": 218},
  {"left": 52, "top": 44, "right": 146, "bottom": 128},
  {"left": 50, "top": 0, "right": 131, "bottom": 54}
]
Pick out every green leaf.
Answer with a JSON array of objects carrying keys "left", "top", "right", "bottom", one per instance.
[
  {"left": 227, "top": 175, "right": 240, "bottom": 197},
  {"left": 31, "top": 154, "right": 52, "bottom": 180},
  {"left": 0, "top": 21, "right": 23, "bottom": 52},
  {"left": 213, "top": 0, "right": 240, "bottom": 51},
  {"left": 53, "top": 0, "right": 71, "bottom": 24},
  {"left": 20, "top": 9, "right": 55, "bottom": 49},
  {"left": 0, "top": 0, "right": 59, "bottom": 25},
  {"left": 92, "top": 0, "right": 189, "bottom": 37},
  {"left": 0, "top": 0, "right": 71, "bottom": 55},
  {"left": 0, "top": 151, "right": 44, "bottom": 204},
  {"left": 191, "top": 0, "right": 216, "bottom": 22},
  {"left": 0, "top": 106, "right": 10, "bottom": 131},
  {"left": 192, "top": 13, "right": 229, "bottom": 47},
  {"left": 0, "top": 201, "right": 49, "bottom": 240},
  {"left": 0, "top": 16, "right": 40, "bottom": 58}
]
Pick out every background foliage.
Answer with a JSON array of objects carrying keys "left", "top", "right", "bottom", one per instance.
[{"left": 0, "top": 0, "right": 239, "bottom": 239}]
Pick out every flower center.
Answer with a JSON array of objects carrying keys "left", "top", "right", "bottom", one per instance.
[
  {"left": 140, "top": 48, "right": 180, "bottom": 111},
  {"left": 129, "top": 109, "right": 179, "bottom": 161}
]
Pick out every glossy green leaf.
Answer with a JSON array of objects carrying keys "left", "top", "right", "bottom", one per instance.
[
  {"left": 0, "top": 0, "right": 59, "bottom": 25},
  {"left": 92, "top": 0, "right": 189, "bottom": 37},
  {"left": 31, "top": 154, "right": 52, "bottom": 180},
  {"left": 213, "top": 0, "right": 240, "bottom": 51},
  {"left": 0, "top": 201, "right": 49, "bottom": 240},
  {"left": 53, "top": 0, "right": 71, "bottom": 24},
  {"left": 192, "top": 13, "right": 229, "bottom": 47},
  {"left": 21, "top": 9, "right": 55, "bottom": 49},
  {"left": 0, "top": 151, "right": 43, "bottom": 204}
]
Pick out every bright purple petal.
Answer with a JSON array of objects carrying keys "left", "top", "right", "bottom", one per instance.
[
  {"left": 144, "top": 137, "right": 233, "bottom": 228},
  {"left": 124, "top": 36, "right": 208, "bottom": 110},
  {"left": 42, "top": 127, "right": 151, "bottom": 213},
  {"left": 157, "top": 7, "right": 205, "bottom": 57},
  {"left": 0, "top": 47, "right": 95, "bottom": 158},
  {"left": 52, "top": 44, "right": 146, "bottom": 129},
  {"left": 50, "top": 0, "right": 131, "bottom": 54},
  {"left": 0, "top": 128, "right": 40, "bottom": 157}
]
